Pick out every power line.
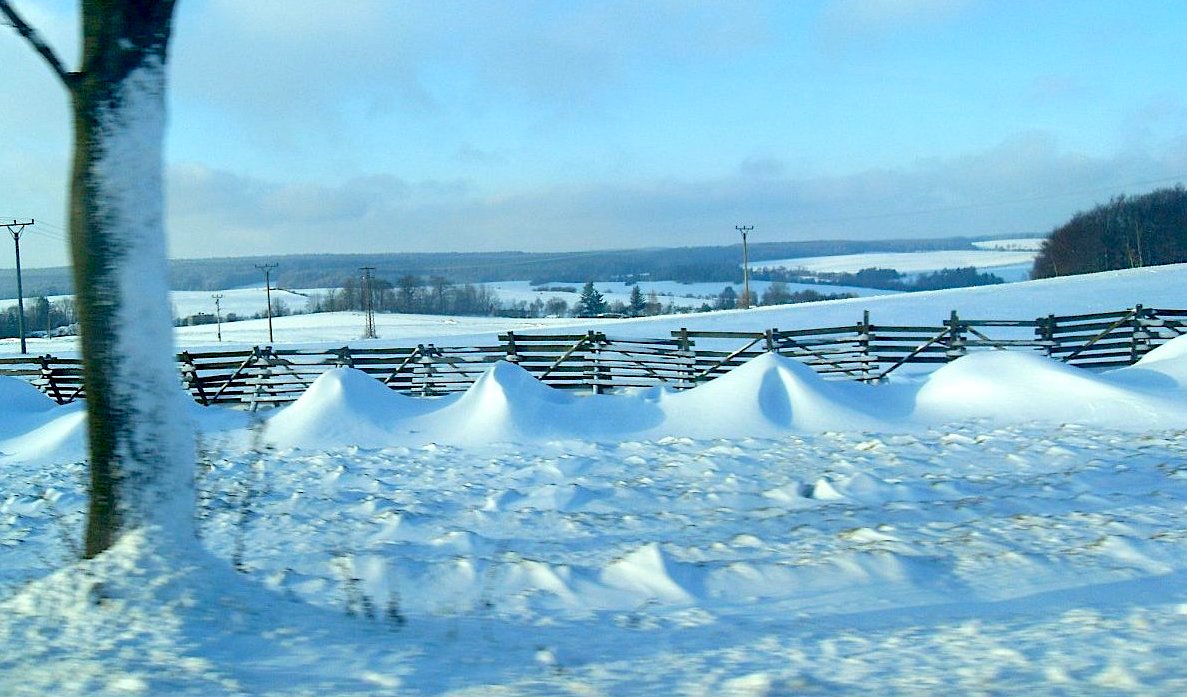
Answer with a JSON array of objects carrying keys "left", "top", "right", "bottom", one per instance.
[
  {"left": 3, "top": 219, "right": 34, "bottom": 353},
  {"left": 254, "top": 263, "right": 278, "bottom": 344},
  {"left": 0, "top": 214, "right": 67, "bottom": 242}
]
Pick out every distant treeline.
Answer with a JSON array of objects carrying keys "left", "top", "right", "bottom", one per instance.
[
  {"left": 1, "top": 236, "right": 996, "bottom": 298},
  {"left": 165, "top": 237, "right": 988, "bottom": 291},
  {"left": 1032, "top": 186, "right": 1187, "bottom": 278},
  {"left": 0, "top": 297, "right": 77, "bottom": 339},
  {"left": 309, "top": 275, "right": 500, "bottom": 316}
]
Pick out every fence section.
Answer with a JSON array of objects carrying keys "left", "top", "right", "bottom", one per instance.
[{"left": 5, "top": 305, "right": 1186, "bottom": 408}]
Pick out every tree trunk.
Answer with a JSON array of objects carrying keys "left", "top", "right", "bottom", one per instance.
[{"left": 69, "top": 0, "right": 193, "bottom": 558}]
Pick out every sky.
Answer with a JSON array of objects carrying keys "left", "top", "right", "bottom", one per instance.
[{"left": 2, "top": 0, "right": 1187, "bottom": 270}]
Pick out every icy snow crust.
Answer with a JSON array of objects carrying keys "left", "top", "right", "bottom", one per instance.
[{"left": 6, "top": 334, "right": 1187, "bottom": 693}]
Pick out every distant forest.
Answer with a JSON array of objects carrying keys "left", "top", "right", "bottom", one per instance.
[
  {"left": 1032, "top": 186, "right": 1187, "bottom": 278},
  {"left": 1, "top": 235, "right": 994, "bottom": 298}
]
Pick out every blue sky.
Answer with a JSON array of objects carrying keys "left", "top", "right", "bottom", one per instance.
[{"left": 3, "top": 0, "right": 1187, "bottom": 270}]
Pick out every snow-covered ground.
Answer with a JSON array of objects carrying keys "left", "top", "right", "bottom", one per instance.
[{"left": 4, "top": 265, "right": 1187, "bottom": 694}]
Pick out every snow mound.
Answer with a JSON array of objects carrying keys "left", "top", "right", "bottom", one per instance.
[
  {"left": 599, "top": 542, "right": 695, "bottom": 604},
  {"left": 266, "top": 368, "right": 445, "bottom": 448},
  {"left": 660, "top": 352, "right": 890, "bottom": 436},
  {"left": 914, "top": 351, "right": 1187, "bottom": 430},
  {"left": 416, "top": 361, "right": 662, "bottom": 444},
  {"left": 417, "top": 361, "right": 577, "bottom": 444},
  {"left": 1108, "top": 333, "right": 1187, "bottom": 389},
  {"left": 0, "top": 403, "right": 87, "bottom": 464},
  {"left": 0, "top": 376, "right": 57, "bottom": 415}
]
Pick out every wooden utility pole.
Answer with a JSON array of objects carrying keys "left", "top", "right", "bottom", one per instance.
[
  {"left": 3, "top": 219, "right": 34, "bottom": 353},
  {"left": 212, "top": 293, "right": 224, "bottom": 342},
  {"left": 360, "top": 266, "right": 377, "bottom": 339},
  {"left": 255, "top": 263, "right": 277, "bottom": 343},
  {"left": 736, "top": 225, "right": 754, "bottom": 309}
]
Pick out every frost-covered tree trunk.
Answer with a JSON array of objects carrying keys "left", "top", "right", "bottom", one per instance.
[
  {"left": 1, "top": 0, "right": 193, "bottom": 558},
  {"left": 73, "top": 0, "right": 192, "bottom": 559}
]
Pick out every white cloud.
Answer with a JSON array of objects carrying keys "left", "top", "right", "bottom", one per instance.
[{"left": 161, "top": 133, "right": 1187, "bottom": 260}]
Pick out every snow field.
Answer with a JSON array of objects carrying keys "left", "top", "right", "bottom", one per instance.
[{"left": 757, "top": 248, "right": 1039, "bottom": 274}]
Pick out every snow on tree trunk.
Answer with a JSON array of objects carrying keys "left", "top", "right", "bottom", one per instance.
[{"left": 69, "top": 1, "right": 193, "bottom": 558}]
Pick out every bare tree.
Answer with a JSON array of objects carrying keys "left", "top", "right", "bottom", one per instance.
[{"left": 2, "top": 0, "right": 193, "bottom": 557}]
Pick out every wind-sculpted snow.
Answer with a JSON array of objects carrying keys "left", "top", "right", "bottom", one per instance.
[
  {"left": 8, "top": 341, "right": 1187, "bottom": 458},
  {"left": 409, "top": 361, "right": 665, "bottom": 445},
  {"left": 265, "top": 367, "right": 450, "bottom": 449},
  {"left": 1109, "top": 333, "right": 1187, "bottom": 389},
  {"left": 656, "top": 352, "right": 900, "bottom": 436},
  {"left": 916, "top": 350, "right": 1187, "bottom": 429},
  {"left": 0, "top": 377, "right": 56, "bottom": 416},
  {"left": 5, "top": 420, "right": 1187, "bottom": 693},
  {"left": 252, "top": 343, "right": 1187, "bottom": 447}
]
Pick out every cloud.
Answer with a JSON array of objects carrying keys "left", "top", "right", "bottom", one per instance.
[
  {"left": 166, "top": 0, "right": 776, "bottom": 146},
  {"left": 162, "top": 133, "right": 1187, "bottom": 261}
]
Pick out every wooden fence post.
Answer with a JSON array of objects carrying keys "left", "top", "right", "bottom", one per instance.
[
  {"left": 1039, "top": 314, "right": 1056, "bottom": 357},
  {"left": 764, "top": 328, "right": 777, "bottom": 352},
  {"left": 39, "top": 354, "right": 64, "bottom": 404},
  {"left": 676, "top": 327, "right": 694, "bottom": 389},
  {"left": 248, "top": 346, "right": 272, "bottom": 412},
  {"left": 945, "top": 310, "right": 966, "bottom": 360},
  {"left": 334, "top": 346, "right": 354, "bottom": 368},
  {"left": 1131, "top": 303, "right": 1150, "bottom": 364},
  {"left": 417, "top": 344, "right": 436, "bottom": 396},
  {"left": 587, "top": 330, "right": 608, "bottom": 394},
  {"left": 179, "top": 351, "right": 209, "bottom": 405},
  {"left": 504, "top": 331, "right": 520, "bottom": 364},
  {"left": 858, "top": 310, "right": 875, "bottom": 382},
  {"left": 676, "top": 327, "right": 691, "bottom": 353}
]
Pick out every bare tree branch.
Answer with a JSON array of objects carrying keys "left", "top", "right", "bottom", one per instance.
[{"left": 0, "top": 0, "right": 77, "bottom": 88}]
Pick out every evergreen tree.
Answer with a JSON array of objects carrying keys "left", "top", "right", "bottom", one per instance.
[
  {"left": 576, "top": 281, "right": 607, "bottom": 317},
  {"left": 628, "top": 285, "right": 646, "bottom": 316}
]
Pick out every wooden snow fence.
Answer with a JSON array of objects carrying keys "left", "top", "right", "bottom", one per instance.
[
  {"left": 178, "top": 343, "right": 508, "bottom": 408},
  {"left": 500, "top": 330, "right": 695, "bottom": 393},
  {"left": 0, "top": 354, "right": 86, "bottom": 404},
  {"left": 4, "top": 305, "right": 1186, "bottom": 408},
  {"left": 1036, "top": 305, "right": 1187, "bottom": 369}
]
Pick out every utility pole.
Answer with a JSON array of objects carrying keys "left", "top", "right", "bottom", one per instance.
[
  {"left": 736, "top": 225, "right": 754, "bottom": 309},
  {"left": 212, "top": 293, "right": 224, "bottom": 342},
  {"left": 254, "top": 263, "right": 278, "bottom": 343},
  {"left": 360, "top": 266, "right": 377, "bottom": 339},
  {"left": 3, "top": 219, "right": 34, "bottom": 353}
]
